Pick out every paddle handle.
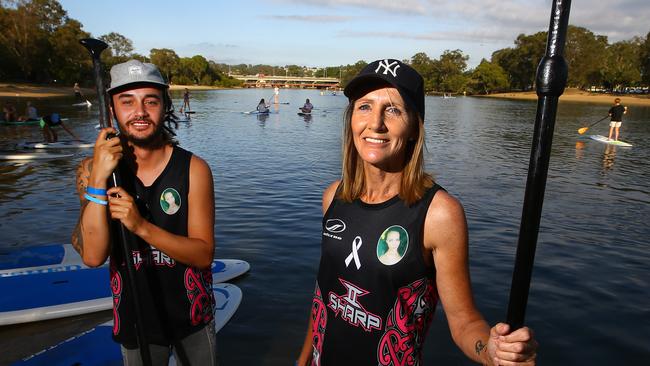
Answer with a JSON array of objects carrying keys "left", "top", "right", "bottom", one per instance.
[
  {"left": 79, "top": 38, "right": 152, "bottom": 365},
  {"left": 588, "top": 115, "right": 609, "bottom": 127},
  {"left": 506, "top": 0, "right": 571, "bottom": 330}
]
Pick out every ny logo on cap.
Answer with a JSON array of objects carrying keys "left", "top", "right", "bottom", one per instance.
[
  {"left": 374, "top": 59, "right": 400, "bottom": 77},
  {"left": 128, "top": 66, "right": 143, "bottom": 75}
]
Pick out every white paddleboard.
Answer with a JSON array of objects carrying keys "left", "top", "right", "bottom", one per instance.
[
  {"left": 17, "top": 140, "right": 94, "bottom": 149},
  {"left": 72, "top": 100, "right": 92, "bottom": 107},
  {"left": 0, "top": 152, "right": 74, "bottom": 161},
  {"left": 0, "top": 244, "right": 250, "bottom": 326},
  {"left": 15, "top": 283, "right": 242, "bottom": 366},
  {"left": 589, "top": 135, "right": 633, "bottom": 147}
]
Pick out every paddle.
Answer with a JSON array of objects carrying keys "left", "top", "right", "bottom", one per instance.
[
  {"left": 577, "top": 116, "right": 608, "bottom": 134},
  {"left": 79, "top": 38, "right": 152, "bottom": 366},
  {"left": 506, "top": 0, "right": 571, "bottom": 331}
]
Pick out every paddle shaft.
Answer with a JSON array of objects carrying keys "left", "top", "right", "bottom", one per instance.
[
  {"left": 79, "top": 38, "right": 152, "bottom": 365},
  {"left": 506, "top": 0, "right": 571, "bottom": 330}
]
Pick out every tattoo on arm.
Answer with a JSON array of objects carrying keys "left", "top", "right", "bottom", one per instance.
[
  {"left": 72, "top": 159, "right": 93, "bottom": 255},
  {"left": 475, "top": 340, "right": 486, "bottom": 355}
]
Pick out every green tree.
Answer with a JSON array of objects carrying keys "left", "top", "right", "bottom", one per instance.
[
  {"left": 564, "top": 26, "right": 608, "bottom": 87},
  {"left": 149, "top": 48, "right": 179, "bottom": 83},
  {"left": 469, "top": 59, "right": 509, "bottom": 94},
  {"left": 99, "top": 32, "right": 134, "bottom": 58},
  {"left": 187, "top": 55, "right": 209, "bottom": 84},
  {"left": 602, "top": 38, "right": 642, "bottom": 88},
  {"left": 640, "top": 31, "right": 650, "bottom": 84},
  {"left": 436, "top": 49, "right": 469, "bottom": 92},
  {"left": 50, "top": 18, "right": 91, "bottom": 83},
  {"left": 340, "top": 60, "right": 368, "bottom": 87},
  {"left": 409, "top": 52, "right": 436, "bottom": 92},
  {"left": 492, "top": 32, "right": 546, "bottom": 90}
]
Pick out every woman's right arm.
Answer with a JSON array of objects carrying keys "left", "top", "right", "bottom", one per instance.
[
  {"left": 297, "top": 181, "right": 340, "bottom": 365},
  {"left": 71, "top": 128, "right": 122, "bottom": 267}
]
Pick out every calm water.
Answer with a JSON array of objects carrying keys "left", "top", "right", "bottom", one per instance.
[{"left": 0, "top": 89, "right": 649, "bottom": 365}]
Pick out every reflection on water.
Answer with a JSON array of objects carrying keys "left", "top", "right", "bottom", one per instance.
[
  {"left": 601, "top": 144, "right": 617, "bottom": 172},
  {"left": 0, "top": 91, "right": 649, "bottom": 365}
]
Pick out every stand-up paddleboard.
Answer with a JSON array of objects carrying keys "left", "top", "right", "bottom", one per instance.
[
  {"left": 0, "top": 120, "right": 40, "bottom": 126},
  {"left": 589, "top": 135, "right": 633, "bottom": 147},
  {"left": 0, "top": 244, "right": 88, "bottom": 272},
  {"left": 72, "top": 100, "right": 92, "bottom": 107},
  {"left": 0, "top": 152, "right": 74, "bottom": 161},
  {"left": 0, "top": 244, "right": 250, "bottom": 325},
  {"left": 14, "top": 283, "right": 242, "bottom": 366},
  {"left": 298, "top": 112, "right": 312, "bottom": 116},
  {"left": 242, "top": 110, "right": 271, "bottom": 115},
  {"left": 16, "top": 140, "right": 94, "bottom": 149}
]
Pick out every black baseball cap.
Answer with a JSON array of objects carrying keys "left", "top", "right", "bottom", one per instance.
[{"left": 344, "top": 59, "right": 425, "bottom": 121}]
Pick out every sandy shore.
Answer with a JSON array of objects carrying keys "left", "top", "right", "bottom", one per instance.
[
  {"left": 0, "top": 83, "right": 221, "bottom": 98},
  {"left": 480, "top": 88, "right": 650, "bottom": 106}
]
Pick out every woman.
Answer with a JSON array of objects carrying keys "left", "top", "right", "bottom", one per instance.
[
  {"left": 257, "top": 98, "right": 270, "bottom": 113},
  {"left": 297, "top": 59, "right": 537, "bottom": 366}
]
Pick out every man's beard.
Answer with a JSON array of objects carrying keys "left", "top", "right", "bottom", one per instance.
[{"left": 120, "top": 117, "right": 165, "bottom": 148}]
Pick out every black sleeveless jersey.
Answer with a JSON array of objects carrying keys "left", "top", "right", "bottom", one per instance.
[
  {"left": 109, "top": 146, "right": 214, "bottom": 347},
  {"left": 311, "top": 184, "right": 442, "bottom": 366}
]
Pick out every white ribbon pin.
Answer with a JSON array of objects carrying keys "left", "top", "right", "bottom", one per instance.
[{"left": 345, "top": 236, "right": 363, "bottom": 270}]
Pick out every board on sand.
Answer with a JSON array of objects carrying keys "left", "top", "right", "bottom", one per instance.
[
  {"left": 589, "top": 135, "right": 633, "bottom": 147},
  {"left": 0, "top": 244, "right": 250, "bottom": 325},
  {"left": 16, "top": 140, "right": 94, "bottom": 149},
  {"left": 0, "top": 152, "right": 74, "bottom": 161},
  {"left": 14, "top": 283, "right": 242, "bottom": 366}
]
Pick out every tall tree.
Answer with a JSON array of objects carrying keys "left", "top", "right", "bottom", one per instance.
[
  {"left": 492, "top": 32, "right": 546, "bottom": 90},
  {"left": 602, "top": 38, "right": 642, "bottom": 89},
  {"left": 469, "top": 59, "right": 509, "bottom": 94},
  {"left": 149, "top": 48, "right": 179, "bottom": 83},
  {"left": 99, "top": 32, "right": 134, "bottom": 58},
  {"left": 564, "top": 26, "right": 608, "bottom": 87},
  {"left": 409, "top": 52, "right": 436, "bottom": 92},
  {"left": 640, "top": 31, "right": 650, "bottom": 84}
]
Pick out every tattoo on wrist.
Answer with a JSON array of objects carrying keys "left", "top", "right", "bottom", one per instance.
[{"left": 475, "top": 340, "right": 486, "bottom": 355}]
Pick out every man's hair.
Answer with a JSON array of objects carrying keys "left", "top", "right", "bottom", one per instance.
[
  {"left": 336, "top": 99, "right": 434, "bottom": 205},
  {"left": 614, "top": 98, "right": 621, "bottom": 103}
]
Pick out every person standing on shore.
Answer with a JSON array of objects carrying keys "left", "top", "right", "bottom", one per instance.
[
  {"left": 72, "top": 59, "right": 217, "bottom": 365},
  {"left": 607, "top": 98, "right": 627, "bottom": 141},
  {"left": 296, "top": 59, "right": 537, "bottom": 366}
]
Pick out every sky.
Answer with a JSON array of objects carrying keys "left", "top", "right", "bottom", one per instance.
[{"left": 58, "top": 0, "right": 649, "bottom": 69}]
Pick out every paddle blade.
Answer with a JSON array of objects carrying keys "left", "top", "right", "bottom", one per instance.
[{"left": 578, "top": 127, "right": 588, "bottom": 134}]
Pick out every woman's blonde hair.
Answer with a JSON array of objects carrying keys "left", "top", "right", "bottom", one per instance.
[{"left": 337, "top": 99, "right": 434, "bottom": 205}]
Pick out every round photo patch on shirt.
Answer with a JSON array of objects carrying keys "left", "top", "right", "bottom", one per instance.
[
  {"left": 160, "top": 188, "right": 181, "bottom": 215},
  {"left": 376, "top": 225, "right": 409, "bottom": 266}
]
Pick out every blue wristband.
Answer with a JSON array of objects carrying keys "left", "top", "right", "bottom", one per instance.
[
  {"left": 84, "top": 193, "right": 108, "bottom": 205},
  {"left": 86, "top": 186, "right": 107, "bottom": 196}
]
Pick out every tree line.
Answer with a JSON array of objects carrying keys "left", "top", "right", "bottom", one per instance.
[{"left": 1, "top": 0, "right": 648, "bottom": 95}]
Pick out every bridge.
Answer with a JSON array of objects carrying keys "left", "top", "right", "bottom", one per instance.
[{"left": 231, "top": 75, "right": 340, "bottom": 89}]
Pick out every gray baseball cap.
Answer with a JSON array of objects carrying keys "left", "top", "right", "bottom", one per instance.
[{"left": 106, "top": 59, "right": 168, "bottom": 94}]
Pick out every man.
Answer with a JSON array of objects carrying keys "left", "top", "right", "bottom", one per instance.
[
  {"left": 40, "top": 113, "right": 80, "bottom": 142},
  {"left": 72, "top": 59, "right": 216, "bottom": 365},
  {"left": 74, "top": 82, "right": 83, "bottom": 102},
  {"left": 608, "top": 97, "right": 628, "bottom": 141}
]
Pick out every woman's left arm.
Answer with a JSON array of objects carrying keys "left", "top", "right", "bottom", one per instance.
[{"left": 424, "top": 190, "right": 537, "bottom": 365}]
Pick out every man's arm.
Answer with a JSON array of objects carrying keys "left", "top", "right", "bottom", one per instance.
[
  {"left": 72, "top": 157, "right": 112, "bottom": 266},
  {"left": 108, "top": 155, "right": 215, "bottom": 269}
]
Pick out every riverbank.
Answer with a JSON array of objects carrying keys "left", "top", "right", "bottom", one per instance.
[
  {"left": 0, "top": 83, "right": 222, "bottom": 98},
  {"left": 480, "top": 88, "right": 650, "bottom": 106}
]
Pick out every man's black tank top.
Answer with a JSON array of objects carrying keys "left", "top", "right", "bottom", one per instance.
[
  {"left": 109, "top": 146, "right": 214, "bottom": 347},
  {"left": 312, "top": 184, "right": 442, "bottom": 366}
]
